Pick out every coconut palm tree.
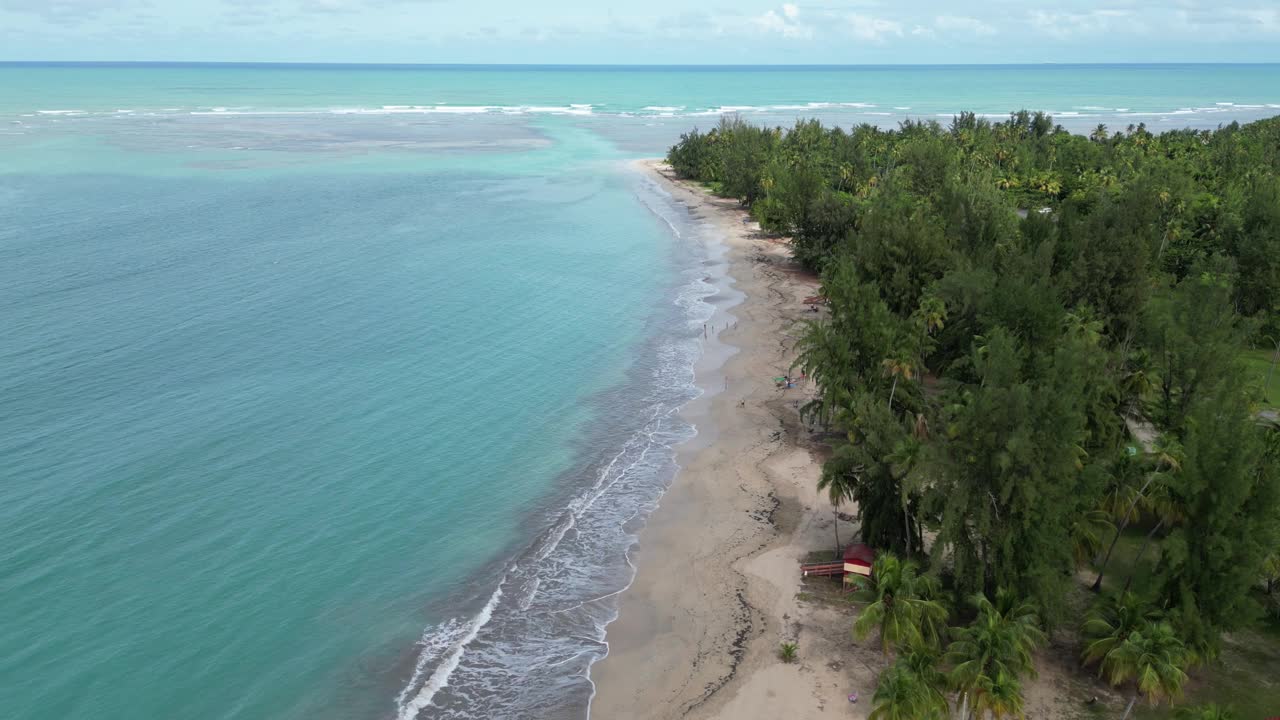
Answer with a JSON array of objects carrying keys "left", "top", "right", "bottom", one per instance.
[
  {"left": 1120, "top": 475, "right": 1189, "bottom": 595},
  {"left": 1063, "top": 306, "right": 1105, "bottom": 347},
  {"left": 913, "top": 295, "right": 947, "bottom": 349},
  {"left": 1071, "top": 509, "right": 1115, "bottom": 569},
  {"left": 1092, "top": 436, "right": 1183, "bottom": 592},
  {"left": 854, "top": 553, "right": 949, "bottom": 655},
  {"left": 1080, "top": 592, "right": 1162, "bottom": 669},
  {"left": 869, "top": 663, "right": 938, "bottom": 720},
  {"left": 898, "top": 644, "right": 950, "bottom": 717},
  {"left": 881, "top": 353, "right": 916, "bottom": 412},
  {"left": 947, "top": 590, "right": 1045, "bottom": 720},
  {"left": 970, "top": 669, "right": 1025, "bottom": 719},
  {"left": 817, "top": 449, "right": 859, "bottom": 560},
  {"left": 886, "top": 434, "right": 928, "bottom": 557},
  {"left": 1099, "top": 621, "right": 1188, "bottom": 720}
]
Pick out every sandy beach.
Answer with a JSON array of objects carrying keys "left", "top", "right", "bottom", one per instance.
[
  {"left": 590, "top": 161, "right": 1107, "bottom": 720},
  {"left": 589, "top": 160, "right": 881, "bottom": 720}
]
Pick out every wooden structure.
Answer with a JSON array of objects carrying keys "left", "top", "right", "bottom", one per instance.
[{"left": 800, "top": 543, "right": 877, "bottom": 582}]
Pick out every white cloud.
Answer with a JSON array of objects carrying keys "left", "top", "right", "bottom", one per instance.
[
  {"left": 846, "top": 13, "right": 902, "bottom": 42},
  {"left": 934, "top": 15, "right": 996, "bottom": 36},
  {"left": 1029, "top": 9, "right": 1135, "bottom": 38},
  {"left": 0, "top": 0, "right": 147, "bottom": 24},
  {"left": 753, "top": 4, "right": 812, "bottom": 39},
  {"left": 1231, "top": 8, "right": 1280, "bottom": 32}
]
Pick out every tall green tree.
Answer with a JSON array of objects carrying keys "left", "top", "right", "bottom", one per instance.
[
  {"left": 822, "top": 393, "right": 922, "bottom": 553},
  {"left": 1142, "top": 261, "right": 1245, "bottom": 431},
  {"left": 1155, "top": 372, "right": 1280, "bottom": 656},
  {"left": 930, "top": 327, "right": 1097, "bottom": 618}
]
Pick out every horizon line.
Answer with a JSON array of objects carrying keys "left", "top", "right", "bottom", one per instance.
[{"left": 2, "top": 60, "right": 1278, "bottom": 68}]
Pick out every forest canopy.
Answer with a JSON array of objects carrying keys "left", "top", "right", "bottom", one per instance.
[{"left": 667, "top": 112, "right": 1280, "bottom": 717}]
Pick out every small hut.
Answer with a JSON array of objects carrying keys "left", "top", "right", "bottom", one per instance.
[{"left": 843, "top": 543, "right": 875, "bottom": 579}]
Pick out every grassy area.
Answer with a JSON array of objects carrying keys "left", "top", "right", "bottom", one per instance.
[
  {"left": 1089, "top": 530, "right": 1280, "bottom": 718},
  {"left": 1090, "top": 525, "right": 1162, "bottom": 596},
  {"left": 1240, "top": 347, "right": 1280, "bottom": 410},
  {"left": 1133, "top": 618, "right": 1280, "bottom": 719}
]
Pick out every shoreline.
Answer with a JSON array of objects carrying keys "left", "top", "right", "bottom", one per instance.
[{"left": 588, "top": 160, "right": 872, "bottom": 720}]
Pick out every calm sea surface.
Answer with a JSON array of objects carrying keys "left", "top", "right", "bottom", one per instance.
[{"left": 1, "top": 64, "right": 1276, "bottom": 720}]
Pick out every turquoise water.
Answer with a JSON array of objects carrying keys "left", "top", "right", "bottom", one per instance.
[{"left": 1, "top": 64, "right": 1278, "bottom": 720}]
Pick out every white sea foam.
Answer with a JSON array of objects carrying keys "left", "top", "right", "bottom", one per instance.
[
  {"left": 395, "top": 586, "right": 505, "bottom": 720},
  {"left": 389, "top": 179, "right": 718, "bottom": 718}
]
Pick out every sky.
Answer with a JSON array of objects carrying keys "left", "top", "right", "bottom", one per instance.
[{"left": 0, "top": 0, "right": 1277, "bottom": 64}]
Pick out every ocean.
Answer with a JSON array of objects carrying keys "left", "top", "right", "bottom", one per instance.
[{"left": 1, "top": 63, "right": 1276, "bottom": 720}]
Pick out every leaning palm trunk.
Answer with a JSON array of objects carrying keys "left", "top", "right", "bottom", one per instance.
[
  {"left": 1120, "top": 691, "right": 1139, "bottom": 720},
  {"left": 903, "top": 503, "right": 912, "bottom": 557},
  {"left": 833, "top": 505, "right": 842, "bottom": 560},
  {"left": 1092, "top": 475, "right": 1158, "bottom": 592},
  {"left": 1121, "top": 520, "right": 1163, "bottom": 594}
]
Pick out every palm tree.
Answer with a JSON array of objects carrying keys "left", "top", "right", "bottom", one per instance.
[
  {"left": 1064, "top": 306, "right": 1105, "bottom": 347},
  {"left": 1070, "top": 509, "right": 1115, "bottom": 569},
  {"left": 1080, "top": 592, "right": 1161, "bottom": 669},
  {"left": 1121, "top": 474, "right": 1188, "bottom": 595},
  {"left": 1099, "top": 621, "right": 1188, "bottom": 720},
  {"left": 854, "top": 553, "right": 949, "bottom": 655},
  {"left": 898, "top": 644, "right": 949, "bottom": 717},
  {"left": 1092, "top": 436, "right": 1183, "bottom": 592},
  {"left": 913, "top": 295, "right": 947, "bottom": 349},
  {"left": 1091, "top": 123, "right": 1109, "bottom": 143},
  {"left": 947, "top": 590, "right": 1045, "bottom": 720},
  {"left": 970, "top": 669, "right": 1025, "bottom": 719},
  {"left": 882, "top": 353, "right": 917, "bottom": 411},
  {"left": 886, "top": 427, "right": 931, "bottom": 558},
  {"left": 817, "top": 451, "right": 859, "bottom": 559},
  {"left": 838, "top": 162, "right": 855, "bottom": 192},
  {"left": 869, "top": 663, "right": 938, "bottom": 720}
]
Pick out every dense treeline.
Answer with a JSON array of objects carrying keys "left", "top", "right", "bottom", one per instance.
[{"left": 668, "top": 113, "right": 1280, "bottom": 718}]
